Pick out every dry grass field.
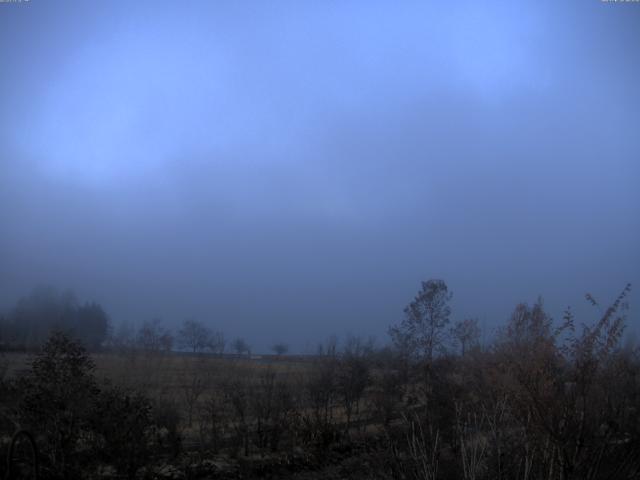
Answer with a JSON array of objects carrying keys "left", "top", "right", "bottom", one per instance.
[
  {"left": 2, "top": 350, "right": 313, "bottom": 419},
  {"left": 6, "top": 344, "right": 406, "bottom": 480}
]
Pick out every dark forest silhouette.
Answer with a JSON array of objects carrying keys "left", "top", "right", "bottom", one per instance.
[{"left": 0, "top": 286, "right": 109, "bottom": 351}]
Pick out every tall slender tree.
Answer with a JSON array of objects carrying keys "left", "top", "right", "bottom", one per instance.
[{"left": 390, "top": 279, "right": 452, "bottom": 362}]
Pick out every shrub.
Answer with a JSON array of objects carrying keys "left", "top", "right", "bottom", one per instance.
[
  {"left": 18, "top": 332, "right": 99, "bottom": 478},
  {"left": 90, "top": 384, "right": 154, "bottom": 479}
]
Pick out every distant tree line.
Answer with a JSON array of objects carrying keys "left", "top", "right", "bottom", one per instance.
[
  {"left": 0, "top": 286, "right": 109, "bottom": 350},
  {"left": 109, "top": 317, "right": 229, "bottom": 356},
  {"left": 0, "top": 287, "right": 242, "bottom": 355}
]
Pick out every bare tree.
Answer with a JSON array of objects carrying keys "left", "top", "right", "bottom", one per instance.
[
  {"left": 337, "top": 336, "right": 372, "bottom": 434},
  {"left": 389, "top": 279, "right": 452, "bottom": 362},
  {"left": 271, "top": 342, "right": 289, "bottom": 356},
  {"left": 207, "top": 330, "right": 226, "bottom": 356},
  {"left": 304, "top": 337, "right": 340, "bottom": 446},
  {"left": 0, "top": 350, "right": 8, "bottom": 382},
  {"left": 178, "top": 318, "right": 212, "bottom": 354},
  {"left": 136, "top": 318, "right": 170, "bottom": 353},
  {"left": 222, "top": 377, "right": 251, "bottom": 456},
  {"left": 499, "top": 297, "right": 553, "bottom": 350},
  {"left": 232, "top": 338, "right": 251, "bottom": 357},
  {"left": 403, "top": 414, "right": 440, "bottom": 480},
  {"left": 159, "top": 330, "right": 174, "bottom": 353},
  {"left": 494, "top": 285, "right": 638, "bottom": 480},
  {"left": 199, "top": 392, "right": 225, "bottom": 454},
  {"left": 316, "top": 335, "right": 338, "bottom": 357},
  {"left": 181, "top": 359, "right": 209, "bottom": 427},
  {"left": 451, "top": 318, "right": 481, "bottom": 356},
  {"left": 455, "top": 401, "right": 488, "bottom": 480}
]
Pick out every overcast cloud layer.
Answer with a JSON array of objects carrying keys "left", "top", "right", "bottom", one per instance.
[{"left": 1, "top": 0, "right": 639, "bottom": 351}]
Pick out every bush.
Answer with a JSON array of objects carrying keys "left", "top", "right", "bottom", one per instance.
[
  {"left": 18, "top": 332, "right": 99, "bottom": 478},
  {"left": 90, "top": 384, "right": 154, "bottom": 479},
  {"left": 151, "top": 397, "right": 183, "bottom": 458}
]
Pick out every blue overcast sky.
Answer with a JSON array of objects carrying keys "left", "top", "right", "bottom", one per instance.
[{"left": 1, "top": 0, "right": 639, "bottom": 351}]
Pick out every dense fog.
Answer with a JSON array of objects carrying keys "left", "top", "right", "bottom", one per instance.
[{"left": 1, "top": 1, "right": 638, "bottom": 352}]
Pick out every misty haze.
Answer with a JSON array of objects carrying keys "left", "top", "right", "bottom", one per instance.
[{"left": 0, "top": 1, "right": 639, "bottom": 479}]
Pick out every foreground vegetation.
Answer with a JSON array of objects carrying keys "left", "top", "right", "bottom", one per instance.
[{"left": 1, "top": 281, "right": 638, "bottom": 479}]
